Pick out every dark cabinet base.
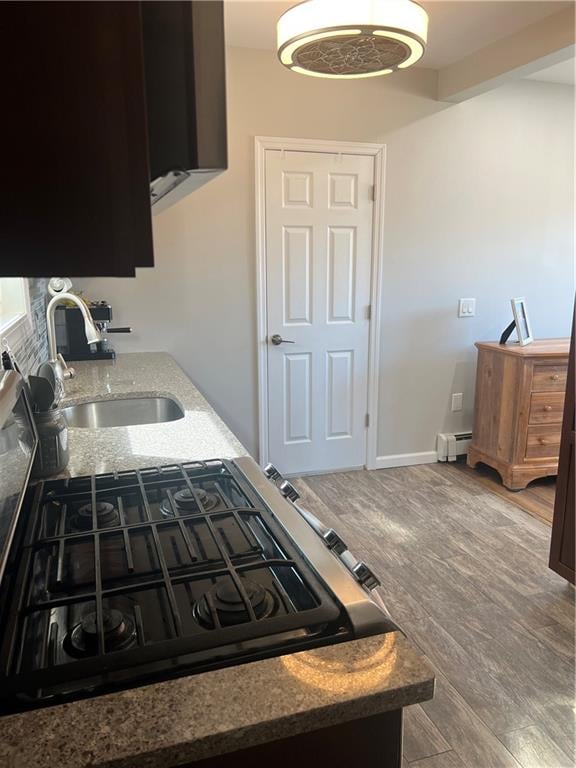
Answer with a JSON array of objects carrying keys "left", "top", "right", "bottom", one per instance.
[
  {"left": 188, "top": 709, "right": 403, "bottom": 768},
  {"left": 549, "top": 311, "right": 575, "bottom": 584}
]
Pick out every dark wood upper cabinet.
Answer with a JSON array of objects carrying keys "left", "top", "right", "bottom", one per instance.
[
  {"left": 549, "top": 309, "right": 575, "bottom": 584},
  {"left": 0, "top": 1, "right": 227, "bottom": 277},
  {"left": 143, "top": 1, "right": 228, "bottom": 213},
  {"left": 0, "top": 2, "right": 153, "bottom": 277}
]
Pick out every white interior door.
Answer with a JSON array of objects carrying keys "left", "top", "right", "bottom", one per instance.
[{"left": 265, "top": 148, "right": 375, "bottom": 475}]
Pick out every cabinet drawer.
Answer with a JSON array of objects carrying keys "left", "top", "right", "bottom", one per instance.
[
  {"left": 525, "top": 426, "right": 562, "bottom": 459},
  {"left": 529, "top": 392, "right": 565, "bottom": 425},
  {"left": 532, "top": 364, "right": 568, "bottom": 392}
]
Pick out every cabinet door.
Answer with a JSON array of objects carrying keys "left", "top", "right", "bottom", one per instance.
[
  {"left": 549, "top": 311, "right": 575, "bottom": 584},
  {"left": 143, "top": 0, "right": 227, "bottom": 178},
  {"left": 0, "top": 2, "right": 153, "bottom": 277}
]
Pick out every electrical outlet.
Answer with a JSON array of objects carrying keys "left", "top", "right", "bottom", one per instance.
[
  {"left": 458, "top": 298, "right": 476, "bottom": 317},
  {"left": 451, "top": 393, "right": 463, "bottom": 411}
]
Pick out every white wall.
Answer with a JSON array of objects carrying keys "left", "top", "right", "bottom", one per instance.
[
  {"left": 76, "top": 47, "right": 574, "bottom": 462},
  {"left": 379, "top": 79, "right": 574, "bottom": 456}
]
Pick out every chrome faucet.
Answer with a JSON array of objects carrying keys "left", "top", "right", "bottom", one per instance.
[{"left": 45, "top": 290, "right": 102, "bottom": 399}]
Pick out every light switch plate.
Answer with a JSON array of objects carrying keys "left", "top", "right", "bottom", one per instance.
[
  {"left": 458, "top": 298, "right": 476, "bottom": 317},
  {"left": 451, "top": 393, "right": 463, "bottom": 411}
]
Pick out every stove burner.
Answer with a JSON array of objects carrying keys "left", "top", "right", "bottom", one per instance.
[
  {"left": 193, "top": 579, "right": 277, "bottom": 629},
  {"left": 69, "top": 501, "right": 119, "bottom": 531},
  {"left": 160, "top": 487, "right": 220, "bottom": 517},
  {"left": 65, "top": 608, "right": 137, "bottom": 658}
]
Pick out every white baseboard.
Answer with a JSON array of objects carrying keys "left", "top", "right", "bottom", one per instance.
[
  {"left": 287, "top": 466, "right": 364, "bottom": 478},
  {"left": 370, "top": 451, "right": 438, "bottom": 470}
]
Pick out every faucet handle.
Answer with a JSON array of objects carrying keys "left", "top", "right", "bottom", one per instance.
[{"left": 57, "top": 353, "right": 75, "bottom": 380}]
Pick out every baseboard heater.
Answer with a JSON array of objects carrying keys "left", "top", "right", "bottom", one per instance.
[{"left": 436, "top": 431, "right": 473, "bottom": 462}]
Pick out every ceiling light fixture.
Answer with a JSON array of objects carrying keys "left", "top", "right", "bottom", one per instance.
[{"left": 277, "top": 0, "right": 428, "bottom": 79}]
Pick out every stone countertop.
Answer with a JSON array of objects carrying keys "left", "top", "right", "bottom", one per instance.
[
  {"left": 0, "top": 352, "right": 434, "bottom": 767},
  {"left": 0, "top": 634, "right": 434, "bottom": 768},
  {"left": 59, "top": 352, "right": 247, "bottom": 477}
]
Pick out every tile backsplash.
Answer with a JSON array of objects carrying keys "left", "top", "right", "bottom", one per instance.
[{"left": 9, "top": 278, "right": 49, "bottom": 377}]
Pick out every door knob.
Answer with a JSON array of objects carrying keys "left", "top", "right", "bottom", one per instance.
[{"left": 270, "top": 334, "right": 295, "bottom": 346}]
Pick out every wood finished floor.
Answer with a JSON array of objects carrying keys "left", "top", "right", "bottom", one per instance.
[
  {"left": 293, "top": 463, "right": 575, "bottom": 768},
  {"left": 455, "top": 463, "right": 556, "bottom": 526}
]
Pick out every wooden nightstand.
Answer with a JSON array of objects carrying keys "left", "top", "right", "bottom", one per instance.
[{"left": 468, "top": 339, "right": 570, "bottom": 490}]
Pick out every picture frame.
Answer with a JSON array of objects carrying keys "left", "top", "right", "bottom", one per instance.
[{"left": 511, "top": 297, "right": 534, "bottom": 346}]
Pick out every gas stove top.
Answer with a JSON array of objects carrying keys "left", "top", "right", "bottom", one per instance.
[
  {"left": 0, "top": 460, "right": 353, "bottom": 711},
  {"left": 0, "top": 370, "right": 396, "bottom": 715}
]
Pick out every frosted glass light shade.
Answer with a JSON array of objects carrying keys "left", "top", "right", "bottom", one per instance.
[{"left": 277, "top": 0, "right": 428, "bottom": 78}]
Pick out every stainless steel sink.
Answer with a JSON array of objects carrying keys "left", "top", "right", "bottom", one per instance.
[{"left": 61, "top": 396, "right": 185, "bottom": 429}]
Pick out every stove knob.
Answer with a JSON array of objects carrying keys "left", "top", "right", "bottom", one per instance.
[
  {"left": 353, "top": 561, "right": 381, "bottom": 590},
  {"left": 263, "top": 463, "right": 283, "bottom": 481},
  {"left": 279, "top": 480, "right": 300, "bottom": 502},
  {"left": 323, "top": 529, "right": 347, "bottom": 555}
]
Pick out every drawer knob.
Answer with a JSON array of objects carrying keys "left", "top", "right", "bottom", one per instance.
[
  {"left": 544, "top": 405, "right": 553, "bottom": 412},
  {"left": 539, "top": 438, "right": 549, "bottom": 445},
  {"left": 551, "top": 374, "right": 559, "bottom": 381}
]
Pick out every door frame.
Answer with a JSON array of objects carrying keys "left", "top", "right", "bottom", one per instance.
[{"left": 255, "top": 136, "right": 386, "bottom": 472}]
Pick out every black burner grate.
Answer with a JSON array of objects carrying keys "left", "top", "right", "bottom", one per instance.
[{"left": 0, "top": 461, "right": 346, "bottom": 708}]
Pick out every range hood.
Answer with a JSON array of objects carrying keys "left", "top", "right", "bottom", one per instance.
[{"left": 142, "top": 1, "right": 227, "bottom": 214}]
